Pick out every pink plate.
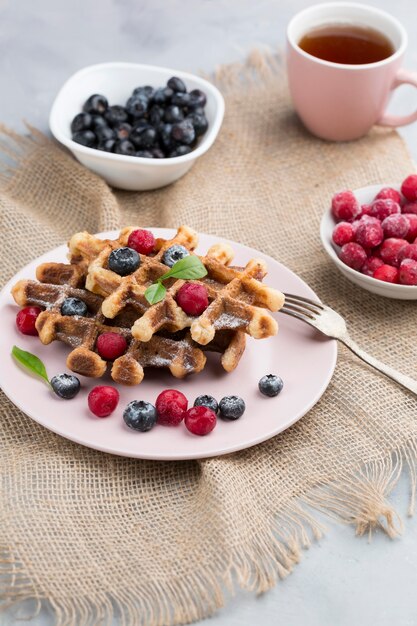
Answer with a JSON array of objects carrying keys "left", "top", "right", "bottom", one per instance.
[{"left": 0, "top": 229, "right": 337, "bottom": 460}]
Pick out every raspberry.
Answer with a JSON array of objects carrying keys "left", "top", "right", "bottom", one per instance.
[
  {"left": 339, "top": 243, "right": 367, "bottom": 270},
  {"left": 332, "top": 222, "right": 353, "bottom": 246},
  {"left": 176, "top": 282, "right": 209, "bottom": 316},
  {"left": 331, "top": 190, "right": 361, "bottom": 222},
  {"left": 88, "top": 386, "right": 119, "bottom": 417},
  {"left": 402, "top": 202, "right": 417, "bottom": 215},
  {"left": 375, "top": 187, "right": 401, "bottom": 204},
  {"left": 360, "top": 203, "right": 372, "bottom": 216},
  {"left": 96, "top": 332, "right": 127, "bottom": 360},
  {"left": 156, "top": 389, "right": 188, "bottom": 426},
  {"left": 16, "top": 306, "right": 42, "bottom": 336},
  {"left": 184, "top": 406, "right": 217, "bottom": 436},
  {"left": 368, "top": 199, "right": 400, "bottom": 221},
  {"left": 403, "top": 214, "right": 417, "bottom": 241},
  {"left": 401, "top": 175, "right": 417, "bottom": 201},
  {"left": 381, "top": 214, "right": 409, "bottom": 239},
  {"left": 361, "top": 256, "right": 384, "bottom": 277},
  {"left": 379, "top": 238, "right": 409, "bottom": 267},
  {"left": 127, "top": 229, "right": 155, "bottom": 255},
  {"left": 399, "top": 243, "right": 417, "bottom": 263},
  {"left": 373, "top": 264, "right": 399, "bottom": 283},
  {"left": 399, "top": 259, "right": 417, "bottom": 285},
  {"left": 354, "top": 219, "right": 383, "bottom": 248}
]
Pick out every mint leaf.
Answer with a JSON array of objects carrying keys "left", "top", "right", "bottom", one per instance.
[
  {"left": 160, "top": 255, "right": 208, "bottom": 281},
  {"left": 144, "top": 282, "right": 167, "bottom": 305},
  {"left": 12, "top": 345, "right": 50, "bottom": 385}
]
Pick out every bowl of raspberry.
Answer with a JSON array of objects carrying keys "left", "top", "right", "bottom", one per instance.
[
  {"left": 49, "top": 63, "right": 224, "bottom": 190},
  {"left": 320, "top": 175, "right": 417, "bottom": 299}
]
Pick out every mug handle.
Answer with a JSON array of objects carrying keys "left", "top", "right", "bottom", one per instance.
[{"left": 378, "top": 68, "right": 417, "bottom": 127}]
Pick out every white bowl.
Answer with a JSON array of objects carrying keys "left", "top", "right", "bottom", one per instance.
[
  {"left": 49, "top": 62, "right": 225, "bottom": 191},
  {"left": 320, "top": 183, "right": 417, "bottom": 300}
]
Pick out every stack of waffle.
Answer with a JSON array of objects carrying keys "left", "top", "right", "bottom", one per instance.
[{"left": 12, "top": 226, "right": 284, "bottom": 385}]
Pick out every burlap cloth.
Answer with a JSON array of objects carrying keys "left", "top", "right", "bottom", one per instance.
[{"left": 1, "top": 52, "right": 417, "bottom": 625}]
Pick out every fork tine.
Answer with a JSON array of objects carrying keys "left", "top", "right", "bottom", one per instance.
[
  {"left": 283, "top": 293, "right": 324, "bottom": 311},
  {"left": 281, "top": 302, "right": 316, "bottom": 319},
  {"left": 280, "top": 306, "right": 317, "bottom": 326}
]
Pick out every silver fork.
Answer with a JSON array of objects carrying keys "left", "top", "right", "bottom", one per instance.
[{"left": 281, "top": 293, "right": 417, "bottom": 395}]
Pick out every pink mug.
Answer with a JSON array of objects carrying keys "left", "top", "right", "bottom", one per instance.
[{"left": 286, "top": 2, "right": 417, "bottom": 141}]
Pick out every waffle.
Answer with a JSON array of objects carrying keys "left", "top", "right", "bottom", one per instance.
[{"left": 83, "top": 233, "right": 284, "bottom": 345}]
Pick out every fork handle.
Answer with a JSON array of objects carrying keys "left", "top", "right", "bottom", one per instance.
[{"left": 340, "top": 334, "right": 417, "bottom": 395}]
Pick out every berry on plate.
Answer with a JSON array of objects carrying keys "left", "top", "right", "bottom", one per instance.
[
  {"left": 354, "top": 219, "right": 383, "bottom": 248},
  {"left": 162, "top": 245, "right": 190, "bottom": 268},
  {"left": 259, "top": 374, "right": 284, "bottom": 397},
  {"left": 61, "top": 297, "right": 88, "bottom": 317},
  {"left": 340, "top": 242, "right": 367, "bottom": 271},
  {"left": 51, "top": 373, "right": 81, "bottom": 399},
  {"left": 123, "top": 400, "right": 157, "bottom": 431},
  {"left": 127, "top": 229, "right": 155, "bottom": 255},
  {"left": 361, "top": 256, "right": 384, "bottom": 277},
  {"left": 176, "top": 282, "right": 209, "bottom": 316},
  {"left": 331, "top": 190, "right": 361, "bottom": 222},
  {"left": 219, "top": 396, "right": 246, "bottom": 420},
  {"left": 184, "top": 406, "right": 217, "bottom": 436},
  {"left": 88, "top": 386, "right": 119, "bottom": 417},
  {"left": 381, "top": 214, "right": 409, "bottom": 239},
  {"left": 156, "top": 389, "right": 188, "bottom": 426},
  {"left": 108, "top": 247, "right": 140, "bottom": 276},
  {"left": 83, "top": 94, "right": 108, "bottom": 115},
  {"left": 403, "top": 214, "right": 417, "bottom": 241},
  {"left": 194, "top": 394, "right": 218, "bottom": 413},
  {"left": 373, "top": 264, "right": 399, "bottom": 283},
  {"left": 96, "top": 332, "right": 127, "bottom": 360},
  {"left": 402, "top": 202, "right": 417, "bottom": 216},
  {"left": 368, "top": 198, "right": 400, "bottom": 221},
  {"left": 399, "top": 259, "right": 417, "bottom": 285},
  {"left": 16, "top": 306, "right": 42, "bottom": 336},
  {"left": 379, "top": 238, "right": 409, "bottom": 267},
  {"left": 401, "top": 175, "right": 417, "bottom": 202}
]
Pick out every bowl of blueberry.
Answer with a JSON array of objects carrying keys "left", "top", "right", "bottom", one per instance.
[
  {"left": 320, "top": 175, "right": 417, "bottom": 299},
  {"left": 49, "top": 62, "right": 225, "bottom": 190}
]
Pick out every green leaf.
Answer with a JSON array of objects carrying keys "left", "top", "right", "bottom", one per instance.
[
  {"left": 160, "top": 255, "right": 208, "bottom": 282},
  {"left": 144, "top": 282, "right": 167, "bottom": 305},
  {"left": 12, "top": 345, "right": 50, "bottom": 385}
]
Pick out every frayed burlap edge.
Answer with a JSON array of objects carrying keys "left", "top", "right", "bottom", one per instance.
[{"left": 1, "top": 51, "right": 416, "bottom": 626}]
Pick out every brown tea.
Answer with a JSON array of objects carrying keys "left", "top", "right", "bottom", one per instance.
[{"left": 298, "top": 24, "right": 394, "bottom": 65}]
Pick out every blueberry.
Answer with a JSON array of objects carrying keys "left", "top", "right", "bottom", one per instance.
[
  {"left": 105, "top": 105, "right": 129, "bottom": 126},
  {"left": 51, "top": 373, "right": 81, "bottom": 399},
  {"left": 130, "top": 126, "right": 157, "bottom": 149},
  {"left": 188, "top": 89, "right": 207, "bottom": 110},
  {"left": 72, "top": 130, "right": 97, "bottom": 148},
  {"left": 123, "top": 400, "right": 157, "bottom": 432},
  {"left": 91, "top": 115, "right": 109, "bottom": 131},
  {"left": 96, "top": 125, "right": 116, "bottom": 142},
  {"left": 136, "top": 150, "right": 154, "bottom": 158},
  {"left": 171, "top": 119, "right": 195, "bottom": 145},
  {"left": 108, "top": 247, "right": 140, "bottom": 276},
  {"left": 61, "top": 297, "right": 88, "bottom": 317},
  {"left": 167, "top": 76, "right": 187, "bottom": 93},
  {"left": 171, "top": 92, "right": 191, "bottom": 108},
  {"left": 149, "top": 105, "right": 165, "bottom": 126},
  {"left": 258, "top": 374, "right": 284, "bottom": 397},
  {"left": 162, "top": 245, "right": 190, "bottom": 267},
  {"left": 194, "top": 395, "right": 218, "bottom": 413},
  {"left": 126, "top": 94, "right": 149, "bottom": 118},
  {"left": 113, "top": 122, "right": 132, "bottom": 140},
  {"left": 132, "top": 85, "right": 155, "bottom": 99},
  {"left": 168, "top": 145, "right": 192, "bottom": 158},
  {"left": 152, "top": 147, "right": 165, "bottom": 159},
  {"left": 114, "top": 139, "right": 136, "bottom": 156},
  {"left": 188, "top": 112, "right": 209, "bottom": 137},
  {"left": 164, "top": 105, "right": 184, "bottom": 123},
  {"left": 97, "top": 139, "right": 116, "bottom": 152},
  {"left": 159, "top": 123, "right": 176, "bottom": 151},
  {"left": 132, "top": 118, "right": 150, "bottom": 132},
  {"left": 70, "top": 112, "right": 92, "bottom": 133},
  {"left": 82, "top": 94, "right": 108, "bottom": 115},
  {"left": 152, "top": 87, "right": 173, "bottom": 105},
  {"left": 219, "top": 396, "right": 245, "bottom": 420}
]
